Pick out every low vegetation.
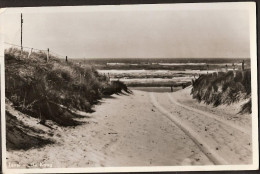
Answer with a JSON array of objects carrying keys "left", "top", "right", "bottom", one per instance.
[
  {"left": 191, "top": 70, "right": 251, "bottom": 114},
  {"left": 5, "top": 48, "right": 130, "bottom": 127}
]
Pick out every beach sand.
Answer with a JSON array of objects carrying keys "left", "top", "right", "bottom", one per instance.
[{"left": 6, "top": 87, "right": 252, "bottom": 168}]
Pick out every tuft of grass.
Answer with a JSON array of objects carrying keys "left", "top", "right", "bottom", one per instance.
[
  {"left": 239, "top": 99, "right": 251, "bottom": 114},
  {"left": 102, "top": 80, "right": 132, "bottom": 95},
  {"left": 191, "top": 70, "right": 251, "bottom": 114},
  {"left": 5, "top": 47, "right": 129, "bottom": 126}
]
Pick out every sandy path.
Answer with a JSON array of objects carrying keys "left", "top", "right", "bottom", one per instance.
[
  {"left": 7, "top": 88, "right": 251, "bottom": 168},
  {"left": 150, "top": 87, "right": 252, "bottom": 165},
  {"left": 150, "top": 93, "right": 227, "bottom": 165},
  {"left": 166, "top": 93, "right": 250, "bottom": 135}
]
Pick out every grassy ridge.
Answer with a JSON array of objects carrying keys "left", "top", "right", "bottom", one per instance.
[
  {"left": 191, "top": 70, "right": 251, "bottom": 114},
  {"left": 5, "top": 48, "right": 130, "bottom": 126}
]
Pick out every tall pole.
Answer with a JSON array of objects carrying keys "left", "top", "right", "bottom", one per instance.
[
  {"left": 21, "top": 13, "right": 23, "bottom": 56},
  {"left": 47, "top": 48, "right": 49, "bottom": 62}
]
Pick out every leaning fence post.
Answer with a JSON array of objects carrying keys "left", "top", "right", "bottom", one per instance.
[{"left": 46, "top": 48, "right": 49, "bottom": 62}]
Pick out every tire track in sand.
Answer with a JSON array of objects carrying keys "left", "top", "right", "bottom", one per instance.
[
  {"left": 150, "top": 92, "right": 228, "bottom": 165},
  {"left": 166, "top": 93, "right": 250, "bottom": 135}
]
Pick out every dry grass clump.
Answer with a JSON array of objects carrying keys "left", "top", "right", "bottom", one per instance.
[
  {"left": 191, "top": 70, "right": 251, "bottom": 114},
  {"left": 102, "top": 80, "right": 132, "bottom": 95}
]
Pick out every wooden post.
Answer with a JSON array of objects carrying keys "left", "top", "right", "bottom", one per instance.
[
  {"left": 21, "top": 13, "right": 23, "bottom": 57},
  {"left": 46, "top": 48, "right": 49, "bottom": 62},
  {"left": 241, "top": 60, "right": 245, "bottom": 80},
  {"left": 233, "top": 63, "right": 236, "bottom": 77},
  {"left": 66, "top": 56, "right": 68, "bottom": 62},
  {"left": 27, "top": 48, "right": 33, "bottom": 59}
]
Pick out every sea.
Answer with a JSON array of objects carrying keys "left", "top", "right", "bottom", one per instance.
[{"left": 74, "top": 58, "right": 250, "bottom": 87}]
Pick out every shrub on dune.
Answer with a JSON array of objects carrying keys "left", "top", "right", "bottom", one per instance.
[{"left": 191, "top": 70, "right": 251, "bottom": 114}]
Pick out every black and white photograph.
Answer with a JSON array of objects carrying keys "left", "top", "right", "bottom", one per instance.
[{"left": 0, "top": 2, "right": 258, "bottom": 173}]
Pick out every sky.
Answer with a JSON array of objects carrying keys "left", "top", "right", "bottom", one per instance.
[{"left": 1, "top": 3, "right": 253, "bottom": 59}]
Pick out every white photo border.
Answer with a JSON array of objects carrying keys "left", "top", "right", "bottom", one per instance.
[{"left": 0, "top": 2, "right": 258, "bottom": 173}]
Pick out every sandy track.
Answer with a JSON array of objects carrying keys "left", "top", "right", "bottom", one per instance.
[
  {"left": 166, "top": 92, "right": 250, "bottom": 135},
  {"left": 150, "top": 92, "right": 228, "bottom": 165},
  {"left": 150, "top": 88, "right": 252, "bottom": 165},
  {"left": 7, "top": 88, "right": 251, "bottom": 168}
]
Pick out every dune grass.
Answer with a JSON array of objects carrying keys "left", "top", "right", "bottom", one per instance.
[
  {"left": 5, "top": 47, "right": 130, "bottom": 126},
  {"left": 191, "top": 70, "right": 251, "bottom": 114}
]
